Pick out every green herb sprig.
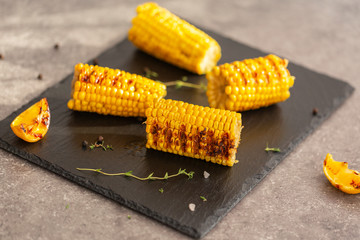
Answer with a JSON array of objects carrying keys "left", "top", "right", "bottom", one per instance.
[
  {"left": 76, "top": 168, "right": 194, "bottom": 181},
  {"left": 144, "top": 67, "right": 159, "bottom": 79},
  {"left": 89, "top": 141, "right": 113, "bottom": 151},
  {"left": 164, "top": 77, "right": 207, "bottom": 91},
  {"left": 200, "top": 196, "right": 207, "bottom": 202},
  {"left": 265, "top": 143, "right": 281, "bottom": 152}
]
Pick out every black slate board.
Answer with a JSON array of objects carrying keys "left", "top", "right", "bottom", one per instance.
[{"left": 0, "top": 30, "right": 354, "bottom": 238}]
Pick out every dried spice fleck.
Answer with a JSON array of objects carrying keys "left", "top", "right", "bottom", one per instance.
[
  {"left": 37, "top": 74, "right": 43, "bottom": 80},
  {"left": 312, "top": 108, "right": 319, "bottom": 116},
  {"left": 82, "top": 140, "right": 88, "bottom": 150},
  {"left": 0, "top": 54, "right": 3, "bottom": 60},
  {"left": 93, "top": 58, "right": 99, "bottom": 66},
  {"left": 54, "top": 43, "right": 60, "bottom": 50}
]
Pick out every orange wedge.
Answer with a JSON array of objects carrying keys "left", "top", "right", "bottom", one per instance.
[
  {"left": 10, "top": 98, "right": 50, "bottom": 142},
  {"left": 323, "top": 153, "right": 360, "bottom": 194}
]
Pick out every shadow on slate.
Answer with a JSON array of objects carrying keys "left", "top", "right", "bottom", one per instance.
[{"left": 0, "top": 29, "right": 354, "bottom": 239}]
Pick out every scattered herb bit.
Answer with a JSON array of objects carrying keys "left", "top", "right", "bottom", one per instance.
[
  {"left": 164, "top": 80, "right": 207, "bottom": 91},
  {"left": 54, "top": 43, "right": 59, "bottom": 50},
  {"left": 203, "top": 171, "right": 210, "bottom": 179},
  {"left": 265, "top": 143, "right": 281, "bottom": 152},
  {"left": 312, "top": 108, "right": 319, "bottom": 116},
  {"left": 0, "top": 54, "right": 3, "bottom": 60},
  {"left": 189, "top": 203, "right": 196, "bottom": 212},
  {"left": 65, "top": 204, "right": 69, "bottom": 209},
  {"left": 93, "top": 58, "right": 99, "bottom": 66},
  {"left": 86, "top": 136, "right": 113, "bottom": 151},
  {"left": 159, "top": 188, "right": 164, "bottom": 193},
  {"left": 76, "top": 168, "right": 194, "bottom": 181},
  {"left": 37, "top": 73, "right": 43, "bottom": 80},
  {"left": 127, "top": 215, "right": 131, "bottom": 219},
  {"left": 144, "top": 67, "right": 159, "bottom": 79},
  {"left": 200, "top": 196, "right": 207, "bottom": 202}
]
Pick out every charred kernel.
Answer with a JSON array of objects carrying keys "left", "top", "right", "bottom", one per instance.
[{"left": 37, "top": 74, "right": 43, "bottom": 80}]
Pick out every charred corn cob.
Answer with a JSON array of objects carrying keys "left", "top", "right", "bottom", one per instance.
[
  {"left": 67, "top": 63, "right": 167, "bottom": 117},
  {"left": 206, "top": 54, "right": 295, "bottom": 111},
  {"left": 128, "top": 2, "right": 221, "bottom": 75},
  {"left": 145, "top": 99, "right": 243, "bottom": 166}
]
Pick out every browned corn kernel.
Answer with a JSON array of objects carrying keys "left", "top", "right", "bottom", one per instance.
[
  {"left": 67, "top": 63, "right": 167, "bottom": 117},
  {"left": 206, "top": 54, "right": 295, "bottom": 111},
  {"left": 128, "top": 2, "right": 221, "bottom": 75},
  {"left": 145, "top": 99, "right": 243, "bottom": 166}
]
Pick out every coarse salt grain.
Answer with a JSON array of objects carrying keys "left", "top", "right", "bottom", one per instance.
[
  {"left": 203, "top": 171, "right": 210, "bottom": 178},
  {"left": 189, "top": 203, "right": 196, "bottom": 212}
]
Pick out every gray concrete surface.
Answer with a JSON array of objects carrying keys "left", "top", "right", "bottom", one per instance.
[{"left": 1, "top": 0, "right": 359, "bottom": 239}]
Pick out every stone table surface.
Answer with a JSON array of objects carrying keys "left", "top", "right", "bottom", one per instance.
[{"left": 1, "top": 0, "right": 359, "bottom": 239}]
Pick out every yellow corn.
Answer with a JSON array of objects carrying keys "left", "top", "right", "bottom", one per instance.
[
  {"left": 128, "top": 2, "right": 221, "bottom": 75},
  {"left": 206, "top": 54, "right": 295, "bottom": 111},
  {"left": 145, "top": 99, "right": 243, "bottom": 166},
  {"left": 67, "top": 63, "right": 167, "bottom": 117}
]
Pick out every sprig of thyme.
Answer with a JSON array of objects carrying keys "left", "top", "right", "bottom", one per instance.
[
  {"left": 76, "top": 168, "right": 194, "bottom": 181},
  {"left": 265, "top": 143, "right": 281, "bottom": 152},
  {"left": 164, "top": 79, "right": 207, "bottom": 91}
]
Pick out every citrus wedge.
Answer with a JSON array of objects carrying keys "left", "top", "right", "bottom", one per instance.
[
  {"left": 10, "top": 98, "right": 50, "bottom": 142},
  {"left": 323, "top": 153, "right": 360, "bottom": 194}
]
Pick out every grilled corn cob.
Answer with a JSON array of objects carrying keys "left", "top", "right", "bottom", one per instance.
[
  {"left": 128, "top": 2, "right": 221, "bottom": 75},
  {"left": 206, "top": 54, "right": 295, "bottom": 111},
  {"left": 67, "top": 63, "right": 167, "bottom": 117},
  {"left": 145, "top": 99, "right": 243, "bottom": 166}
]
